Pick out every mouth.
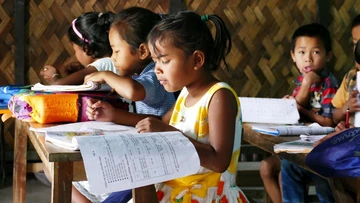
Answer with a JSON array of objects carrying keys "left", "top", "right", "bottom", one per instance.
[
  {"left": 304, "top": 66, "right": 313, "bottom": 73},
  {"left": 157, "top": 78, "right": 167, "bottom": 85}
]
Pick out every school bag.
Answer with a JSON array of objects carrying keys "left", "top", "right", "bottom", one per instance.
[{"left": 306, "top": 127, "right": 360, "bottom": 177}]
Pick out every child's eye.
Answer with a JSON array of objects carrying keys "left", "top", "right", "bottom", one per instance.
[
  {"left": 162, "top": 60, "right": 170, "bottom": 64},
  {"left": 313, "top": 51, "right": 320, "bottom": 54},
  {"left": 298, "top": 51, "right": 305, "bottom": 54}
]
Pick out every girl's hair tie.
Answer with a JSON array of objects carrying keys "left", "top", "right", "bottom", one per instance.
[
  {"left": 98, "top": 12, "right": 103, "bottom": 18},
  {"left": 201, "top": 14, "right": 209, "bottom": 22},
  {"left": 72, "top": 19, "right": 89, "bottom": 43}
]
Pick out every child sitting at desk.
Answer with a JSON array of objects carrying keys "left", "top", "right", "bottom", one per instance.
[
  {"left": 87, "top": 10, "right": 249, "bottom": 203},
  {"left": 73, "top": 7, "right": 175, "bottom": 203},
  {"left": 39, "top": 11, "right": 118, "bottom": 85},
  {"left": 332, "top": 14, "right": 360, "bottom": 125},
  {"left": 260, "top": 23, "right": 338, "bottom": 203}
]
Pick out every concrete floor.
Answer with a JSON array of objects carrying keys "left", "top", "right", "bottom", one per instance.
[{"left": 0, "top": 173, "right": 51, "bottom": 203}]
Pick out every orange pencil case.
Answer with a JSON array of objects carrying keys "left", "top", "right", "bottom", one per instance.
[{"left": 9, "top": 92, "right": 131, "bottom": 124}]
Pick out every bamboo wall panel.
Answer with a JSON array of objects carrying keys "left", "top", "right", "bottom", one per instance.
[
  {"left": 186, "top": 0, "right": 317, "bottom": 97},
  {"left": 0, "top": 0, "right": 14, "bottom": 85},
  {"left": 329, "top": 0, "right": 360, "bottom": 79},
  {"left": 27, "top": 0, "right": 169, "bottom": 85}
]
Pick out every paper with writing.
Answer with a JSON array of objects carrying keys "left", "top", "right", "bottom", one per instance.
[
  {"left": 75, "top": 131, "right": 200, "bottom": 194},
  {"left": 239, "top": 97, "right": 300, "bottom": 124}
]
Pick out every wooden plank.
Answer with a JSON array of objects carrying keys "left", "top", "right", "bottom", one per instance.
[
  {"left": 169, "top": 0, "right": 184, "bottom": 13},
  {"left": 12, "top": 119, "right": 28, "bottom": 203},
  {"left": 14, "top": 0, "right": 26, "bottom": 84},
  {"left": 132, "top": 185, "right": 158, "bottom": 203},
  {"left": 27, "top": 162, "right": 44, "bottom": 173},
  {"left": 316, "top": 0, "right": 330, "bottom": 27},
  {"left": 51, "top": 161, "right": 73, "bottom": 203}
]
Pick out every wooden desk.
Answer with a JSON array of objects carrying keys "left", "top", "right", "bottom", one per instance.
[
  {"left": 12, "top": 119, "right": 158, "bottom": 203},
  {"left": 242, "top": 123, "right": 357, "bottom": 203}
]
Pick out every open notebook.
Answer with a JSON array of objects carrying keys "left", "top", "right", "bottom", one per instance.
[{"left": 239, "top": 97, "right": 300, "bottom": 124}]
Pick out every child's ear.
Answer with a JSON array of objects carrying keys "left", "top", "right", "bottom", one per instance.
[
  {"left": 326, "top": 51, "right": 333, "bottom": 62},
  {"left": 138, "top": 43, "right": 150, "bottom": 60},
  {"left": 193, "top": 50, "right": 205, "bottom": 70},
  {"left": 290, "top": 50, "right": 296, "bottom": 63}
]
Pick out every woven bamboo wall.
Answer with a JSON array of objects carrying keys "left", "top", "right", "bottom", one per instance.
[{"left": 0, "top": 0, "right": 360, "bottom": 149}]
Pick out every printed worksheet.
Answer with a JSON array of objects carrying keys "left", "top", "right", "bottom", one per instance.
[{"left": 75, "top": 131, "right": 200, "bottom": 194}]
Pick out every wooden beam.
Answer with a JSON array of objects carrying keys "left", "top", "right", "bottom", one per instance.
[
  {"left": 316, "top": 0, "right": 330, "bottom": 27},
  {"left": 169, "top": 0, "right": 184, "bottom": 14},
  {"left": 14, "top": 0, "right": 26, "bottom": 84}
]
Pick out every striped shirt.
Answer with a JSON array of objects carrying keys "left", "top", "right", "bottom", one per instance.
[{"left": 292, "top": 72, "right": 338, "bottom": 118}]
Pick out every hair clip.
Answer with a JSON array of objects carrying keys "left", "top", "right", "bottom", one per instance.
[
  {"left": 201, "top": 14, "right": 209, "bottom": 22},
  {"left": 98, "top": 12, "right": 103, "bottom": 18},
  {"left": 72, "top": 19, "right": 89, "bottom": 43}
]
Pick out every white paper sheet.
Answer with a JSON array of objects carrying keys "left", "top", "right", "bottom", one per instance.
[
  {"left": 31, "top": 81, "right": 112, "bottom": 92},
  {"left": 75, "top": 131, "right": 200, "bottom": 194},
  {"left": 239, "top": 97, "right": 300, "bottom": 124},
  {"left": 30, "top": 121, "right": 135, "bottom": 133}
]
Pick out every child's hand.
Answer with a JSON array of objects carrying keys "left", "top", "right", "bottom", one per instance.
[
  {"left": 84, "top": 72, "right": 106, "bottom": 84},
  {"left": 40, "top": 65, "right": 58, "bottom": 82},
  {"left": 86, "top": 98, "right": 115, "bottom": 122},
  {"left": 135, "top": 117, "right": 177, "bottom": 133},
  {"left": 283, "top": 95, "right": 303, "bottom": 111},
  {"left": 283, "top": 95, "right": 295, "bottom": 99},
  {"left": 302, "top": 71, "right": 321, "bottom": 86},
  {"left": 345, "top": 90, "right": 360, "bottom": 113}
]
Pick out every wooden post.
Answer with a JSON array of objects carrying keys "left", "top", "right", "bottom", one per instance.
[
  {"left": 316, "top": 0, "right": 330, "bottom": 27},
  {"left": 13, "top": 119, "right": 28, "bottom": 203},
  {"left": 14, "top": 0, "right": 26, "bottom": 84}
]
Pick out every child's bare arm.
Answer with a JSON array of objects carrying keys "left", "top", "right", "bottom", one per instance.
[
  {"left": 297, "top": 105, "right": 334, "bottom": 126},
  {"left": 85, "top": 71, "right": 146, "bottom": 101},
  {"left": 192, "top": 89, "right": 238, "bottom": 173},
  {"left": 50, "top": 66, "right": 98, "bottom": 85},
  {"left": 333, "top": 90, "right": 360, "bottom": 124}
]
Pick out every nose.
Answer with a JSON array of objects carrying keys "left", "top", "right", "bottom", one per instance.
[
  {"left": 111, "top": 53, "right": 116, "bottom": 62},
  {"left": 154, "top": 63, "right": 162, "bottom": 75},
  {"left": 305, "top": 53, "right": 312, "bottom": 63}
]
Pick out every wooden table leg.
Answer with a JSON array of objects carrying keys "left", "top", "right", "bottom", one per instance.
[
  {"left": 328, "top": 178, "right": 354, "bottom": 203},
  {"left": 132, "top": 185, "right": 158, "bottom": 203},
  {"left": 13, "top": 119, "right": 28, "bottom": 203},
  {"left": 51, "top": 162, "right": 73, "bottom": 203}
]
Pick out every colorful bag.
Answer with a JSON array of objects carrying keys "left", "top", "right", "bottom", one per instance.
[
  {"left": 306, "top": 127, "right": 360, "bottom": 177},
  {"left": 0, "top": 85, "right": 32, "bottom": 109}
]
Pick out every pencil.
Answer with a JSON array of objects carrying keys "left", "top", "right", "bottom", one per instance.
[
  {"left": 102, "top": 88, "right": 115, "bottom": 101},
  {"left": 345, "top": 107, "right": 350, "bottom": 128}
]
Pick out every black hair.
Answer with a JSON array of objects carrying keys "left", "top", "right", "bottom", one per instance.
[
  {"left": 352, "top": 14, "right": 360, "bottom": 29},
  {"left": 111, "top": 7, "right": 161, "bottom": 52},
  {"left": 291, "top": 23, "right": 332, "bottom": 54},
  {"left": 68, "top": 12, "right": 114, "bottom": 58},
  {"left": 147, "top": 11, "right": 232, "bottom": 71}
]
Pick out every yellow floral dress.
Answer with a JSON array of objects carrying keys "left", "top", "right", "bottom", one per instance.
[{"left": 155, "top": 82, "right": 248, "bottom": 203}]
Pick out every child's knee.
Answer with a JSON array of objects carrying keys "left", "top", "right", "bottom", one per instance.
[{"left": 260, "top": 159, "right": 274, "bottom": 177}]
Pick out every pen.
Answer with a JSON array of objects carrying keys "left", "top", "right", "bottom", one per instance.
[
  {"left": 345, "top": 107, "right": 350, "bottom": 128},
  {"left": 102, "top": 88, "right": 115, "bottom": 101}
]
